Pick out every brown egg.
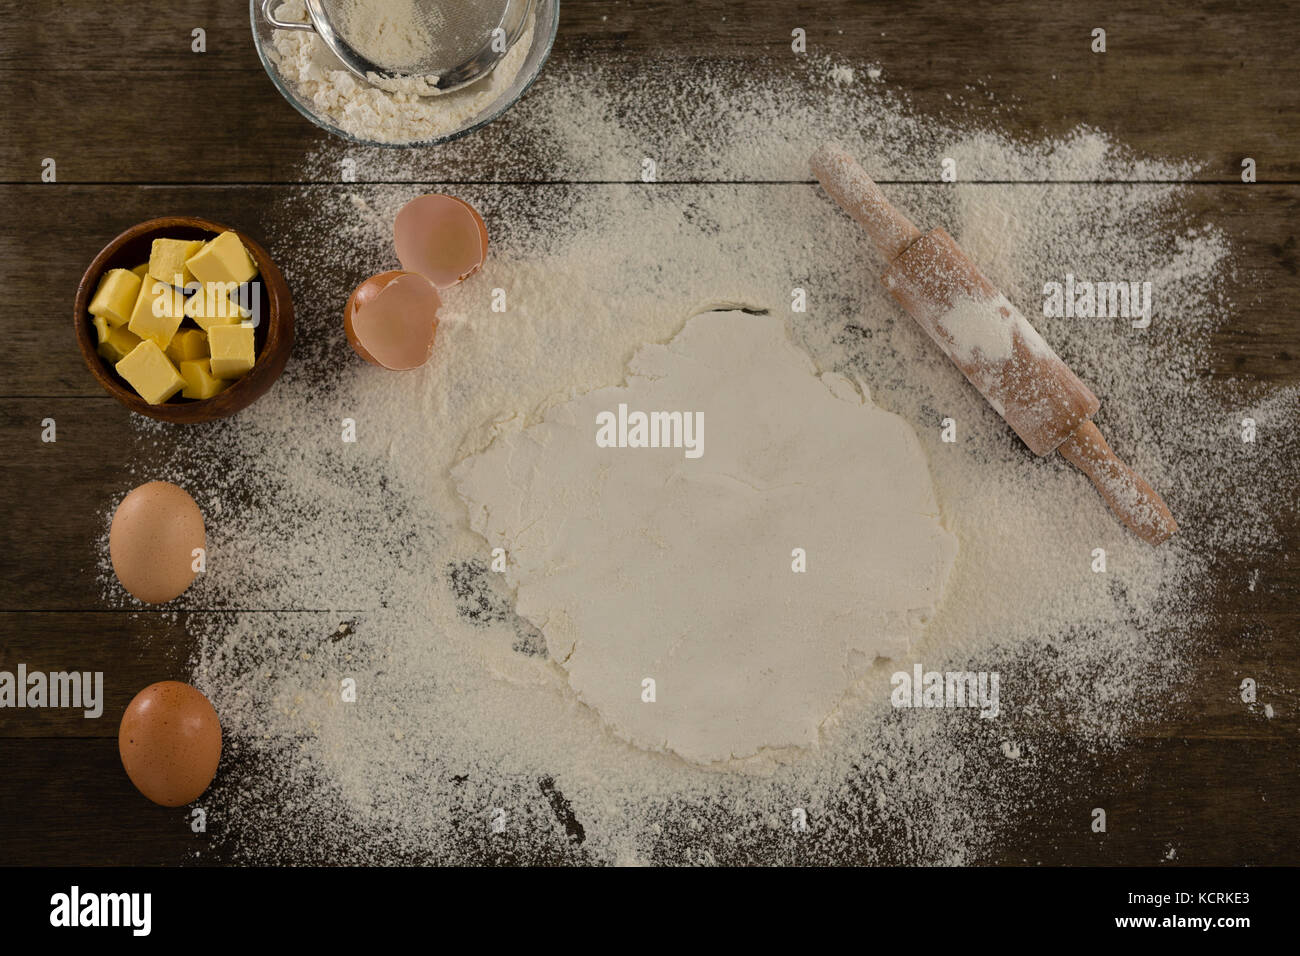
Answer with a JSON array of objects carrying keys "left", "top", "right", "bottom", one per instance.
[
  {"left": 393, "top": 193, "right": 489, "bottom": 289},
  {"left": 343, "top": 270, "right": 441, "bottom": 371},
  {"left": 119, "top": 681, "right": 222, "bottom": 806},
  {"left": 109, "top": 481, "right": 205, "bottom": 604}
]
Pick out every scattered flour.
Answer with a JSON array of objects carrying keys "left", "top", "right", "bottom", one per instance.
[
  {"left": 102, "top": 51, "right": 1298, "bottom": 865},
  {"left": 830, "top": 64, "right": 855, "bottom": 85}
]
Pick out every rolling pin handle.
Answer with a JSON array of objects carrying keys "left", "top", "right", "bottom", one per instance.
[
  {"left": 811, "top": 143, "right": 922, "bottom": 262},
  {"left": 1057, "top": 421, "right": 1178, "bottom": 546}
]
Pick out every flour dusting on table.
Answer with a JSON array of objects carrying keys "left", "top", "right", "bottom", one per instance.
[{"left": 108, "top": 53, "right": 1298, "bottom": 864}]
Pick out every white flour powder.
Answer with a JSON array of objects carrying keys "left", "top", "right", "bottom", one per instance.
[
  {"left": 106, "top": 51, "right": 1297, "bottom": 865},
  {"left": 937, "top": 292, "right": 1052, "bottom": 366},
  {"left": 333, "top": 0, "right": 437, "bottom": 70},
  {"left": 453, "top": 310, "right": 957, "bottom": 767},
  {"left": 268, "top": 0, "right": 534, "bottom": 143}
]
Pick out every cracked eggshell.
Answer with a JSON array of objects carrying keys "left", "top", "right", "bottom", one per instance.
[
  {"left": 393, "top": 194, "right": 489, "bottom": 290},
  {"left": 344, "top": 270, "right": 442, "bottom": 371}
]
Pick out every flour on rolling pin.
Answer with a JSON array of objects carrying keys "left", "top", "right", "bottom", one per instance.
[
  {"left": 935, "top": 292, "right": 1051, "bottom": 368},
  {"left": 813, "top": 142, "right": 1176, "bottom": 544},
  {"left": 882, "top": 227, "right": 1099, "bottom": 455},
  {"left": 930, "top": 292, "right": 1054, "bottom": 416}
]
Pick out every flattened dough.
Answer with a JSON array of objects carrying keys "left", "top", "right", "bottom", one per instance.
[{"left": 453, "top": 311, "right": 957, "bottom": 765}]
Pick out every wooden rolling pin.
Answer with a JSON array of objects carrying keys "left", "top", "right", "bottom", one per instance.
[{"left": 811, "top": 143, "right": 1177, "bottom": 545}]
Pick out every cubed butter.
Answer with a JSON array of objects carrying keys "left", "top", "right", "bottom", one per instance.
[
  {"left": 115, "top": 340, "right": 185, "bottom": 405},
  {"left": 165, "top": 328, "right": 209, "bottom": 364},
  {"left": 87, "top": 268, "right": 142, "bottom": 327},
  {"left": 148, "top": 238, "right": 204, "bottom": 287},
  {"left": 179, "top": 359, "right": 230, "bottom": 400},
  {"left": 93, "top": 316, "right": 141, "bottom": 364},
  {"left": 186, "top": 231, "right": 258, "bottom": 286},
  {"left": 184, "top": 282, "right": 251, "bottom": 330},
  {"left": 127, "top": 277, "right": 185, "bottom": 349},
  {"left": 131, "top": 263, "right": 150, "bottom": 278},
  {"left": 208, "top": 324, "right": 256, "bottom": 380}
]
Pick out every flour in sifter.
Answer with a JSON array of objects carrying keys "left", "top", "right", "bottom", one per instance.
[{"left": 268, "top": 0, "right": 534, "bottom": 143}]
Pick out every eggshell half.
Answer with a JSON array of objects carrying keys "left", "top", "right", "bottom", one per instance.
[
  {"left": 119, "top": 681, "right": 222, "bottom": 807},
  {"left": 344, "top": 270, "right": 403, "bottom": 366},
  {"left": 393, "top": 194, "right": 489, "bottom": 289},
  {"left": 109, "top": 481, "right": 205, "bottom": 604},
  {"left": 344, "top": 271, "right": 442, "bottom": 371}
]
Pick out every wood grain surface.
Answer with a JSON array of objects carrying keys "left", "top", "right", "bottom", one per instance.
[{"left": 0, "top": 0, "right": 1297, "bottom": 867}]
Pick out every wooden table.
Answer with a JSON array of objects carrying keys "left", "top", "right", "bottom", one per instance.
[{"left": 1, "top": 0, "right": 1296, "bottom": 866}]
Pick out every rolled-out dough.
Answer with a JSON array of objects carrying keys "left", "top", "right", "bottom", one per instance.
[{"left": 453, "top": 311, "right": 957, "bottom": 765}]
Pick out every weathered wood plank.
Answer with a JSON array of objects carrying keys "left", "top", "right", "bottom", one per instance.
[
  {"left": 0, "top": 739, "right": 203, "bottom": 866},
  {"left": 0, "top": 399, "right": 137, "bottom": 608},
  {"left": 0, "top": 610, "right": 194, "bottom": 739},
  {"left": 0, "top": 0, "right": 1297, "bottom": 867},
  {"left": 0, "top": 1, "right": 1297, "bottom": 181},
  {"left": 0, "top": 596, "right": 1293, "bottom": 740},
  {"left": 1, "top": 183, "right": 1294, "bottom": 401},
  {"left": 0, "top": 611, "right": 360, "bottom": 739},
  {"left": 1, "top": 735, "right": 1295, "bottom": 864}
]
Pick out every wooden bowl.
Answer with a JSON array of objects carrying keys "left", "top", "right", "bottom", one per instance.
[{"left": 75, "top": 217, "right": 294, "bottom": 423}]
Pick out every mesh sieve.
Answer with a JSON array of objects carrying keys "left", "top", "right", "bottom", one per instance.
[{"left": 263, "top": 0, "right": 532, "bottom": 94}]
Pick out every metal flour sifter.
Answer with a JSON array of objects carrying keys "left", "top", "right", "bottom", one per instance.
[{"left": 261, "top": 0, "right": 533, "bottom": 94}]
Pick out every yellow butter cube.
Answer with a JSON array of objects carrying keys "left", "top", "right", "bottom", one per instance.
[
  {"left": 184, "top": 282, "right": 251, "bottom": 330},
  {"left": 93, "top": 316, "right": 141, "bottom": 364},
  {"left": 88, "top": 269, "right": 142, "bottom": 327},
  {"left": 179, "top": 359, "right": 230, "bottom": 400},
  {"left": 131, "top": 263, "right": 149, "bottom": 278},
  {"left": 148, "top": 238, "right": 204, "bottom": 287},
  {"left": 186, "top": 231, "right": 258, "bottom": 286},
  {"left": 165, "top": 328, "right": 209, "bottom": 364},
  {"left": 115, "top": 340, "right": 185, "bottom": 405},
  {"left": 208, "top": 324, "right": 256, "bottom": 380},
  {"left": 127, "top": 277, "right": 185, "bottom": 349}
]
